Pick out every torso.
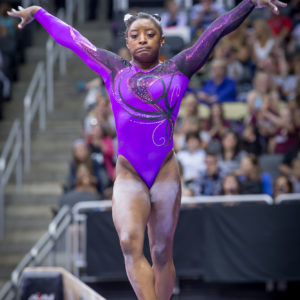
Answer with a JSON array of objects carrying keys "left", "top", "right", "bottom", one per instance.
[{"left": 105, "top": 60, "right": 190, "bottom": 188}]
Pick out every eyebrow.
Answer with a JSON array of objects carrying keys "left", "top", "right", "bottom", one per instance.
[{"left": 129, "top": 28, "right": 156, "bottom": 32}]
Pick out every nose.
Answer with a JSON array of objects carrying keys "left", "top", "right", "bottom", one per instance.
[{"left": 138, "top": 33, "right": 147, "bottom": 45}]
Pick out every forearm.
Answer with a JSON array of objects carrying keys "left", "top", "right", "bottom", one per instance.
[
  {"left": 175, "top": 0, "right": 255, "bottom": 77},
  {"left": 34, "top": 8, "right": 79, "bottom": 48},
  {"left": 34, "top": 8, "right": 113, "bottom": 80}
]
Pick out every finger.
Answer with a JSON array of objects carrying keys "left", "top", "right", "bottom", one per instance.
[
  {"left": 268, "top": 2, "right": 279, "bottom": 15},
  {"left": 18, "top": 6, "right": 25, "bottom": 11},
  {"left": 7, "top": 10, "right": 18, "bottom": 17},
  {"left": 273, "top": 0, "right": 287, "bottom": 7},
  {"left": 18, "top": 18, "right": 26, "bottom": 30}
]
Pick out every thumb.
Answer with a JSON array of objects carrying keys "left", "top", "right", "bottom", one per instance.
[{"left": 18, "top": 18, "right": 26, "bottom": 29}]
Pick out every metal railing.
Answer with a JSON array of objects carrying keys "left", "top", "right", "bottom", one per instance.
[
  {"left": 181, "top": 194, "right": 274, "bottom": 205},
  {"left": 24, "top": 61, "right": 46, "bottom": 173},
  {"left": 0, "top": 205, "right": 72, "bottom": 300},
  {"left": 46, "top": 8, "right": 67, "bottom": 113},
  {"left": 275, "top": 193, "right": 300, "bottom": 204},
  {"left": 0, "top": 120, "right": 22, "bottom": 240}
]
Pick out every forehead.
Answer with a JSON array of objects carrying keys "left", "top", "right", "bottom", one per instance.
[{"left": 129, "top": 18, "right": 159, "bottom": 31}]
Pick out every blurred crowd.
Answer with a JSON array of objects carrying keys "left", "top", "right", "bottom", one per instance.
[
  {"left": 60, "top": 0, "right": 300, "bottom": 207},
  {"left": 0, "top": 1, "right": 35, "bottom": 120}
]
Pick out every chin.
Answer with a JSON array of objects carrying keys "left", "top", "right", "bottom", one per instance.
[{"left": 134, "top": 52, "right": 158, "bottom": 64}]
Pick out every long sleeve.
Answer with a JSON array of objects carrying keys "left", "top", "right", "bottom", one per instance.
[
  {"left": 172, "top": 0, "right": 255, "bottom": 78},
  {"left": 34, "top": 8, "right": 125, "bottom": 83}
]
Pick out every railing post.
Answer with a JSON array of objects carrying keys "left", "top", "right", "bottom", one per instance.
[
  {"left": 39, "top": 70, "right": 46, "bottom": 131},
  {"left": 59, "top": 47, "right": 67, "bottom": 76},
  {"left": 66, "top": 0, "right": 74, "bottom": 26},
  {"left": 0, "top": 186, "right": 4, "bottom": 240},
  {"left": 46, "top": 39, "right": 54, "bottom": 113},
  {"left": 16, "top": 121, "right": 22, "bottom": 193},
  {"left": 77, "top": 0, "right": 85, "bottom": 23},
  {"left": 24, "top": 96, "right": 31, "bottom": 173}
]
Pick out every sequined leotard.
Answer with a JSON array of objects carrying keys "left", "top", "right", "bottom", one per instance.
[{"left": 35, "top": 0, "right": 255, "bottom": 188}]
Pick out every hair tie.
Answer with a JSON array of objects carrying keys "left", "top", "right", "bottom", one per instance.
[
  {"left": 152, "top": 14, "right": 161, "bottom": 22},
  {"left": 124, "top": 13, "right": 133, "bottom": 22}
]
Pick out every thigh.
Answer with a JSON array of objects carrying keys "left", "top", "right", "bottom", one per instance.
[
  {"left": 112, "top": 167, "right": 151, "bottom": 247},
  {"left": 148, "top": 152, "right": 181, "bottom": 246}
]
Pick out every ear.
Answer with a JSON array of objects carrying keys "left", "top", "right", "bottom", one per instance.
[{"left": 160, "top": 35, "right": 165, "bottom": 47}]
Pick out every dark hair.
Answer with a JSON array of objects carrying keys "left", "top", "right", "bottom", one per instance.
[
  {"left": 221, "top": 130, "right": 240, "bottom": 160},
  {"left": 274, "top": 175, "right": 293, "bottom": 196},
  {"left": 221, "top": 173, "right": 241, "bottom": 195},
  {"left": 124, "top": 12, "right": 163, "bottom": 37},
  {"left": 207, "top": 103, "right": 226, "bottom": 128},
  {"left": 205, "top": 150, "right": 218, "bottom": 158},
  {"left": 243, "top": 153, "right": 262, "bottom": 181},
  {"left": 185, "top": 131, "right": 201, "bottom": 143}
]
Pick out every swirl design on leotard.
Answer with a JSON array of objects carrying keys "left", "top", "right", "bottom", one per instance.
[{"left": 117, "top": 66, "right": 180, "bottom": 147}]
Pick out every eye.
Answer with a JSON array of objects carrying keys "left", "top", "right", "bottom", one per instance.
[
  {"left": 130, "top": 34, "right": 138, "bottom": 39},
  {"left": 147, "top": 33, "right": 155, "bottom": 38}
]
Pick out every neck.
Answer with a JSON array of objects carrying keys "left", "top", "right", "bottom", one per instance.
[{"left": 132, "top": 58, "right": 160, "bottom": 71}]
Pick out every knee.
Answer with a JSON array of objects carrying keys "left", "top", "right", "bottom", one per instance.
[
  {"left": 151, "top": 242, "right": 172, "bottom": 268},
  {"left": 119, "top": 231, "right": 142, "bottom": 258}
]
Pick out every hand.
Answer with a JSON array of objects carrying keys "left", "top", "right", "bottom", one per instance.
[
  {"left": 251, "top": 0, "right": 287, "bottom": 15},
  {"left": 7, "top": 5, "right": 40, "bottom": 30}
]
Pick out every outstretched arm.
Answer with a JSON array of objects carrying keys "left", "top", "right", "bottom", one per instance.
[
  {"left": 172, "top": 0, "right": 287, "bottom": 78},
  {"left": 7, "top": 6, "right": 124, "bottom": 83}
]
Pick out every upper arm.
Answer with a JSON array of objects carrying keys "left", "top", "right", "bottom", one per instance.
[
  {"left": 34, "top": 8, "right": 125, "bottom": 82},
  {"left": 172, "top": 0, "right": 255, "bottom": 78}
]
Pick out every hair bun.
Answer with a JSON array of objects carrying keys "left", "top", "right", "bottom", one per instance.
[
  {"left": 124, "top": 13, "right": 133, "bottom": 22},
  {"left": 152, "top": 14, "right": 161, "bottom": 22}
]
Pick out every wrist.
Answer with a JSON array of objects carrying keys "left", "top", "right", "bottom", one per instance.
[{"left": 30, "top": 6, "right": 42, "bottom": 18}]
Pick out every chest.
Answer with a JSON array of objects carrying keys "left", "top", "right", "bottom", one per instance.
[{"left": 111, "top": 65, "right": 189, "bottom": 122}]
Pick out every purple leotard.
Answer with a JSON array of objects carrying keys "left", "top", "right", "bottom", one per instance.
[{"left": 35, "top": 0, "right": 254, "bottom": 188}]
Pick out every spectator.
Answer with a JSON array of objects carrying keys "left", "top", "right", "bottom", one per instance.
[
  {"left": 290, "top": 93, "right": 300, "bottom": 137},
  {"left": 191, "top": 0, "right": 225, "bottom": 34},
  {"left": 236, "top": 154, "right": 272, "bottom": 195},
  {"left": 221, "top": 173, "right": 241, "bottom": 195},
  {"left": 177, "top": 161, "right": 195, "bottom": 197},
  {"left": 60, "top": 164, "right": 102, "bottom": 208},
  {"left": 244, "top": 71, "right": 271, "bottom": 126},
  {"left": 0, "top": 49, "right": 11, "bottom": 99},
  {"left": 205, "top": 103, "right": 230, "bottom": 141},
  {"left": 182, "top": 93, "right": 198, "bottom": 118},
  {"left": 290, "top": 158, "right": 300, "bottom": 193},
  {"left": 218, "top": 130, "right": 244, "bottom": 174},
  {"left": 288, "top": 22, "right": 300, "bottom": 56},
  {"left": 241, "top": 124, "right": 262, "bottom": 156},
  {"left": 161, "top": 0, "right": 187, "bottom": 29},
  {"left": 191, "top": 151, "right": 226, "bottom": 196},
  {"left": 267, "top": 8, "right": 293, "bottom": 43},
  {"left": 273, "top": 175, "right": 293, "bottom": 200},
  {"left": 264, "top": 107, "right": 298, "bottom": 154},
  {"left": 84, "top": 92, "right": 115, "bottom": 138},
  {"left": 277, "top": 54, "right": 300, "bottom": 102},
  {"left": 251, "top": 19, "right": 275, "bottom": 67},
  {"left": 279, "top": 141, "right": 300, "bottom": 177},
  {"left": 197, "top": 58, "right": 237, "bottom": 104},
  {"left": 65, "top": 139, "right": 105, "bottom": 196},
  {"left": 86, "top": 121, "right": 115, "bottom": 183},
  {"left": 177, "top": 131, "right": 206, "bottom": 184},
  {"left": 174, "top": 115, "right": 202, "bottom": 152}
]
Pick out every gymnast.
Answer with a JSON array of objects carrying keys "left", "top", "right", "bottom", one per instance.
[{"left": 8, "top": 1, "right": 286, "bottom": 299}]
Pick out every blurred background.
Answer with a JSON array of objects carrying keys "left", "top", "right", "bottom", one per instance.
[{"left": 0, "top": 0, "right": 300, "bottom": 299}]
